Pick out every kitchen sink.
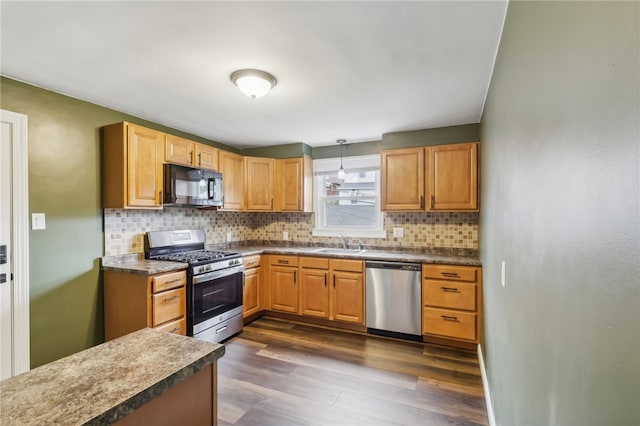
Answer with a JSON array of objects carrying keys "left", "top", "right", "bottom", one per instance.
[{"left": 311, "top": 248, "right": 368, "bottom": 255}]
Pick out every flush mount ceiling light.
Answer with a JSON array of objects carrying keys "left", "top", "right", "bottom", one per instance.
[
  {"left": 230, "top": 69, "right": 277, "bottom": 99},
  {"left": 337, "top": 139, "right": 347, "bottom": 180}
]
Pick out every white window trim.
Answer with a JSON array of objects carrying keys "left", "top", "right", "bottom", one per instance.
[{"left": 312, "top": 155, "right": 386, "bottom": 239}]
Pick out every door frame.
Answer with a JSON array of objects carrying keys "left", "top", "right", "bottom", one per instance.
[{"left": 1, "top": 109, "right": 30, "bottom": 375}]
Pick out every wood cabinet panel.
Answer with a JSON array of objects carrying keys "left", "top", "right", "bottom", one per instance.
[
  {"left": 422, "top": 264, "right": 477, "bottom": 282},
  {"left": 330, "top": 259, "right": 364, "bottom": 273},
  {"left": 300, "top": 256, "right": 329, "bottom": 269},
  {"left": 270, "top": 266, "right": 299, "bottom": 313},
  {"left": 300, "top": 269, "right": 330, "bottom": 318},
  {"left": 275, "top": 157, "right": 312, "bottom": 212},
  {"left": 243, "top": 267, "right": 260, "bottom": 318},
  {"left": 243, "top": 255, "right": 261, "bottom": 269},
  {"left": 426, "top": 142, "right": 478, "bottom": 211},
  {"left": 152, "top": 270, "right": 187, "bottom": 293},
  {"left": 195, "top": 144, "right": 219, "bottom": 171},
  {"left": 152, "top": 287, "right": 186, "bottom": 326},
  {"left": 423, "top": 280, "right": 476, "bottom": 311},
  {"left": 270, "top": 255, "right": 299, "bottom": 267},
  {"left": 422, "top": 308, "right": 477, "bottom": 341},
  {"left": 245, "top": 157, "right": 275, "bottom": 211},
  {"left": 331, "top": 271, "right": 365, "bottom": 324},
  {"left": 165, "top": 135, "right": 195, "bottom": 167},
  {"left": 381, "top": 147, "right": 425, "bottom": 211},
  {"left": 153, "top": 317, "right": 187, "bottom": 335},
  {"left": 218, "top": 150, "right": 245, "bottom": 210}
]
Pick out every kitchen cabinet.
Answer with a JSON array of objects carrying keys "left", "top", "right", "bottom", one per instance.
[
  {"left": 422, "top": 264, "right": 482, "bottom": 349},
  {"left": 104, "top": 269, "right": 187, "bottom": 340},
  {"left": 245, "top": 157, "right": 275, "bottom": 211},
  {"left": 269, "top": 255, "right": 300, "bottom": 313},
  {"left": 243, "top": 255, "right": 261, "bottom": 318},
  {"left": 218, "top": 150, "right": 245, "bottom": 210},
  {"left": 275, "top": 157, "right": 313, "bottom": 212},
  {"left": 300, "top": 257, "right": 330, "bottom": 318},
  {"left": 299, "top": 257, "right": 365, "bottom": 324},
  {"left": 381, "top": 142, "right": 479, "bottom": 212},
  {"left": 103, "top": 122, "right": 164, "bottom": 208},
  {"left": 165, "top": 134, "right": 219, "bottom": 171}
]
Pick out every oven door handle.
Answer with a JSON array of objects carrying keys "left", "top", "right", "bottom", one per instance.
[{"left": 192, "top": 265, "right": 244, "bottom": 284}]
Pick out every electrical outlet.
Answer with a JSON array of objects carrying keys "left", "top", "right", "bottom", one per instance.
[
  {"left": 393, "top": 227, "right": 404, "bottom": 238},
  {"left": 501, "top": 261, "right": 506, "bottom": 287},
  {"left": 226, "top": 232, "right": 232, "bottom": 242},
  {"left": 32, "top": 213, "right": 46, "bottom": 230},
  {"left": 282, "top": 231, "right": 289, "bottom": 241}
]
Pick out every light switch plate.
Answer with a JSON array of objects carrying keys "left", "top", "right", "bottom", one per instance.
[
  {"left": 282, "top": 231, "right": 289, "bottom": 241},
  {"left": 393, "top": 227, "right": 404, "bottom": 238},
  {"left": 32, "top": 213, "right": 46, "bottom": 230},
  {"left": 226, "top": 232, "right": 232, "bottom": 242}
]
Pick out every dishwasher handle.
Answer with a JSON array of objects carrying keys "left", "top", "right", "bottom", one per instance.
[{"left": 365, "top": 261, "right": 421, "bottom": 271}]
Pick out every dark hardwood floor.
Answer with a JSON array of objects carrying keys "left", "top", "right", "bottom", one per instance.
[{"left": 218, "top": 317, "right": 488, "bottom": 426}]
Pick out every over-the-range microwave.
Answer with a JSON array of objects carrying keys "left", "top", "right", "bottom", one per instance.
[{"left": 163, "top": 163, "right": 223, "bottom": 208}]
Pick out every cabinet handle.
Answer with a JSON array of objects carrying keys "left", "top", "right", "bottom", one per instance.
[
  {"left": 170, "top": 327, "right": 180, "bottom": 333},
  {"left": 294, "top": 271, "right": 297, "bottom": 283},
  {"left": 441, "top": 272, "right": 460, "bottom": 278},
  {"left": 277, "top": 260, "right": 289, "bottom": 265},
  {"left": 441, "top": 315, "right": 459, "bottom": 322},
  {"left": 198, "top": 152, "right": 202, "bottom": 166},
  {"left": 190, "top": 151, "right": 194, "bottom": 165},
  {"left": 431, "top": 195, "right": 435, "bottom": 209},
  {"left": 159, "top": 190, "right": 163, "bottom": 204},
  {"left": 333, "top": 275, "right": 336, "bottom": 288},
  {"left": 324, "top": 274, "right": 327, "bottom": 287},
  {"left": 164, "top": 295, "right": 180, "bottom": 303},
  {"left": 441, "top": 287, "right": 459, "bottom": 292},
  {"left": 420, "top": 195, "right": 424, "bottom": 209},
  {"left": 162, "top": 278, "right": 183, "bottom": 285}
]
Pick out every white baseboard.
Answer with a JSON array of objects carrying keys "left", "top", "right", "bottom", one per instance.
[{"left": 478, "top": 343, "right": 496, "bottom": 426}]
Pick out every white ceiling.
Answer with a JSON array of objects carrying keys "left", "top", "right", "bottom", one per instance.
[{"left": 0, "top": 1, "right": 507, "bottom": 148}]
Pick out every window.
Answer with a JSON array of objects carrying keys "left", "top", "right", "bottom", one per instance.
[{"left": 313, "top": 155, "right": 384, "bottom": 238}]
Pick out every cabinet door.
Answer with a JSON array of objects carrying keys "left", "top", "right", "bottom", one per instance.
[
  {"left": 196, "top": 144, "right": 219, "bottom": 171},
  {"left": 381, "top": 147, "right": 425, "bottom": 211},
  {"left": 165, "top": 135, "right": 195, "bottom": 167},
  {"left": 331, "top": 271, "right": 364, "bottom": 324},
  {"left": 426, "top": 142, "right": 478, "bottom": 211},
  {"left": 127, "top": 124, "right": 164, "bottom": 207},
  {"left": 243, "top": 267, "right": 260, "bottom": 317},
  {"left": 300, "top": 268, "right": 330, "bottom": 318},
  {"left": 270, "top": 266, "right": 299, "bottom": 313},
  {"left": 275, "top": 158, "right": 304, "bottom": 211},
  {"left": 218, "top": 150, "right": 245, "bottom": 210},
  {"left": 245, "top": 157, "right": 275, "bottom": 211}
]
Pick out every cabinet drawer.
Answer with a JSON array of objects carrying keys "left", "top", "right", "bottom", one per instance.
[
  {"left": 152, "top": 287, "right": 186, "bottom": 325},
  {"left": 243, "top": 255, "right": 261, "bottom": 269},
  {"left": 330, "top": 259, "right": 363, "bottom": 273},
  {"left": 152, "top": 271, "right": 187, "bottom": 293},
  {"left": 423, "top": 265, "right": 477, "bottom": 282},
  {"left": 270, "top": 255, "right": 299, "bottom": 267},
  {"left": 300, "top": 256, "right": 329, "bottom": 269},
  {"left": 153, "top": 317, "right": 186, "bottom": 335},
  {"left": 423, "top": 307, "right": 476, "bottom": 341},
  {"left": 423, "top": 280, "right": 476, "bottom": 311}
]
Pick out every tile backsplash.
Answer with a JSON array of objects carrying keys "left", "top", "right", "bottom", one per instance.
[{"left": 103, "top": 208, "right": 478, "bottom": 256}]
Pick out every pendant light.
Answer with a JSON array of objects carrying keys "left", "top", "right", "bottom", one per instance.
[
  {"left": 337, "top": 139, "right": 347, "bottom": 179},
  {"left": 230, "top": 69, "right": 277, "bottom": 99}
]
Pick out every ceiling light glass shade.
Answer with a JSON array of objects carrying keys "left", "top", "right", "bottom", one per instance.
[
  {"left": 337, "top": 139, "right": 347, "bottom": 179},
  {"left": 230, "top": 69, "right": 277, "bottom": 99},
  {"left": 337, "top": 166, "right": 346, "bottom": 180}
]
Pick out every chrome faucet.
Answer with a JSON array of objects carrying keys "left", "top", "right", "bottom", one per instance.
[{"left": 339, "top": 235, "right": 348, "bottom": 249}]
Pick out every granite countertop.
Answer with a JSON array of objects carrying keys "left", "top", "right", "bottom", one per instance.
[
  {"left": 0, "top": 328, "right": 224, "bottom": 425},
  {"left": 101, "top": 253, "right": 188, "bottom": 275},
  {"left": 232, "top": 245, "right": 481, "bottom": 267}
]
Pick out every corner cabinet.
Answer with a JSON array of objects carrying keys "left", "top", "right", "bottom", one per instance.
[
  {"left": 422, "top": 264, "right": 482, "bottom": 350},
  {"left": 104, "top": 269, "right": 187, "bottom": 340},
  {"left": 381, "top": 142, "right": 479, "bottom": 212},
  {"left": 103, "top": 122, "right": 164, "bottom": 208}
]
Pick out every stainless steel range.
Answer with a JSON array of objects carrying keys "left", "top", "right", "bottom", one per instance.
[{"left": 144, "top": 229, "right": 244, "bottom": 343}]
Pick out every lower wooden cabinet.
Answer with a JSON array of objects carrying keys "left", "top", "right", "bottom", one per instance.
[
  {"left": 269, "top": 255, "right": 300, "bottom": 313},
  {"left": 300, "top": 257, "right": 330, "bottom": 318},
  {"left": 243, "top": 255, "right": 261, "bottom": 318},
  {"left": 421, "top": 264, "right": 482, "bottom": 347},
  {"left": 104, "top": 269, "right": 187, "bottom": 340}
]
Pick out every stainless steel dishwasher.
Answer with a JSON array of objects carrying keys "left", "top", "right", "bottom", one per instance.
[{"left": 366, "top": 261, "right": 422, "bottom": 340}]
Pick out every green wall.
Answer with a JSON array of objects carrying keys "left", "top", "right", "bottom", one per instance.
[
  {"left": 479, "top": 2, "right": 639, "bottom": 425},
  {"left": 0, "top": 77, "right": 235, "bottom": 367}
]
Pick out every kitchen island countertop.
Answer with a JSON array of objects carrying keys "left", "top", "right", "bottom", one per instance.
[{"left": 0, "top": 328, "right": 224, "bottom": 425}]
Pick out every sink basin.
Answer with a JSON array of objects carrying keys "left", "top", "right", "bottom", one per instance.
[{"left": 312, "top": 248, "right": 367, "bottom": 255}]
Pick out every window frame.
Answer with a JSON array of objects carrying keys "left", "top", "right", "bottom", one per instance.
[{"left": 312, "top": 154, "right": 385, "bottom": 238}]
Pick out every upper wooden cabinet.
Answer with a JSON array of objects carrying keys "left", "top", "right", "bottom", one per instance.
[
  {"left": 245, "top": 157, "right": 275, "bottom": 211},
  {"left": 427, "top": 143, "right": 478, "bottom": 211},
  {"left": 218, "top": 150, "right": 245, "bottom": 210},
  {"left": 275, "top": 157, "right": 313, "bottom": 212},
  {"left": 381, "top": 142, "right": 479, "bottom": 212},
  {"left": 103, "top": 122, "right": 164, "bottom": 208},
  {"left": 165, "top": 135, "right": 219, "bottom": 171}
]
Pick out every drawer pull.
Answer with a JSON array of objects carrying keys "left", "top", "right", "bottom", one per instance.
[
  {"left": 440, "top": 315, "right": 459, "bottom": 322},
  {"left": 441, "top": 272, "right": 460, "bottom": 278},
  {"left": 441, "top": 287, "right": 459, "bottom": 292},
  {"left": 162, "top": 278, "right": 183, "bottom": 285},
  {"left": 164, "top": 295, "right": 180, "bottom": 303},
  {"left": 170, "top": 327, "right": 180, "bottom": 333},
  {"left": 277, "top": 260, "right": 289, "bottom": 265}
]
